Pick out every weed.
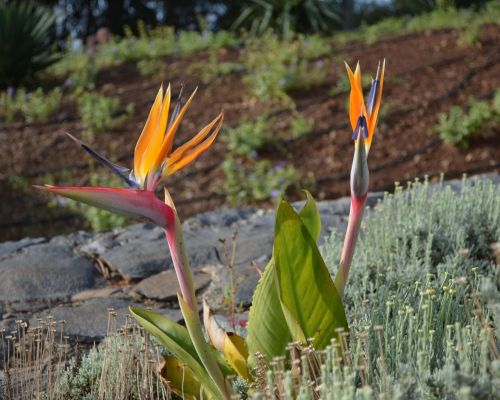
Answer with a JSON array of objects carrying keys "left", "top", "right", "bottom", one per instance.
[
  {"left": 333, "top": 3, "right": 500, "bottom": 46},
  {"left": 137, "top": 58, "right": 168, "bottom": 78},
  {"left": 0, "top": 88, "right": 19, "bottom": 123},
  {"left": 222, "top": 156, "right": 300, "bottom": 205},
  {"left": 0, "top": 87, "right": 62, "bottom": 124},
  {"left": 436, "top": 91, "right": 500, "bottom": 148},
  {"left": 20, "top": 87, "right": 62, "bottom": 123},
  {"left": 242, "top": 33, "right": 328, "bottom": 106},
  {"left": 224, "top": 115, "right": 273, "bottom": 156},
  {"left": 77, "top": 92, "right": 133, "bottom": 135},
  {"left": 189, "top": 49, "right": 243, "bottom": 84},
  {"left": 290, "top": 114, "right": 314, "bottom": 138}
]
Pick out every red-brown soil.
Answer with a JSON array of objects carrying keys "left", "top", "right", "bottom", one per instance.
[{"left": 1, "top": 25, "right": 499, "bottom": 242}]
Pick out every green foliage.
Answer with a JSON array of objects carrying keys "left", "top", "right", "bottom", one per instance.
[
  {"left": 77, "top": 91, "right": 133, "bottom": 135},
  {"left": 48, "top": 49, "right": 98, "bottom": 91},
  {"left": 67, "top": 171, "right": 129, "bottom": 231},
  {"left": 224, "top": 115, "right": 273, "bottom": 156},
  {"left": 48, "top": 23, "right": 237, "bottom": 82},
  {"left": 129, "top": 307, "right": 229, "bottom": 399},
  {"left": 274, "top": 201, "right": 348, "bottom": 349},
  {"left": 0, "top": 2, "right": 57, "bottom": 88},
  {"left": 0, "top": 87, "right": 62, "bottom": 124},
  {"left": 290, "top": 114, "right": 314, "bottom": 138},
  {"left": 243, "top": 32, "right": 328, "bottom": 105},
  {"left": 334, "top": 2, "right": 500, "bottom": 46},
  {"left": 253, "top": 178, "right": 499, "bottom": 398},
  {"left": 188, "top": 49, "right": 243, "bottom": 84},
  {"left": 436, "top": 91, "right": 500, "bottom": 148},
  {"left": 232, "top": 0, "right": 339, "bottom": 38},
  {"left": 247, "top": 193, "right": 321, "bottom": 367},
  {"left": 131, "top": 192, "right": 347, "bottom": 397},
  {"left": 222, "top": 157, "right": 300, "bottom": 205},
  {"left": 20, "top": 87, "right": 62, "bottom": 123},
  {"left": 137, "top": 57, "right": 167, "bottom": 78}
]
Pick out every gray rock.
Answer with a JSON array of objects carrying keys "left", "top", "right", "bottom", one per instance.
[
  {"left": 0, "top": 243, "right": 103, "bottom": 306},
  {"left": 0, "top": 237, "right": 46, "bottom": 260},
  {"left": 30, "top": 297, "right": 182, "bottom": 342},
  {"left": 71, "top": 287, "right": 121, "bottom": 302},
  {"left": 49, "top": 231, "right": 93, "bottom": 247},
  {"left": 132, "top": 270, "right": 211, "bottom": 301}
]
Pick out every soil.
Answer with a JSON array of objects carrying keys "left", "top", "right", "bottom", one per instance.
[{"left": 1, "top": 25, "right": 499, "bottom": 242}]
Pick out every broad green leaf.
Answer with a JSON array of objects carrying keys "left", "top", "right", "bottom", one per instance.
[
  {"left": 274, "top": 201, "right": 348, "bottom": 350},
  {"left": 129, "top": 307, "right": 222, "bottom": 399},
  {"left": 246, "top": 258, "right": 291, "bottom": 368},
  {"left": 298, "top": 190, "right": 321, "bottom": 241},
  {"left": 159, "top": 356, "right": 207, "bottom": 400},
  {"left": 246, "top": 192, "right": 321, "bottom": 367}
]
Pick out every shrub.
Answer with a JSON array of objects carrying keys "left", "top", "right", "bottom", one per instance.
[
  {"left": 0, "top": 88, "right": 20, "bottom": 124},
  {"left": 290, "top": 113, "right": 314, "bottom": 137},
  {"left": 222, "top": 156, "right": 300, "bottom": 205},
  {"left": 224, "top": 115, "right": 273, "bottom": 156},
  {"left": 436, "top": 91, "right": 500, "bottom": 148},
  {"left": 19, "top": 87, "right": 62, "bottom": 123},
  {"left": 188, "top": 49, "right": 243, "bottom": 84},
  {"left": 0, "top": 2, "right": 57, "bottom": 88},
  {"left": 77, "top": 92, "right": 133, "bottom": 135},
  {"left": 243, "top": 33, "right": 328, "bottom": 105},
  {"left": 0, "top": 87, "right": 62, "bottom": 124},
  {"left": 334, "top": 3, "right": 500, "bottom": 46}
]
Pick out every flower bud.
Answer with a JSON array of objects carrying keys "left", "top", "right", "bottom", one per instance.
[{"left": 350, "top": 120, "right": 369, "bottom": 199}]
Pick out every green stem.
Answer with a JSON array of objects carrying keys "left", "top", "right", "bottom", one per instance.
[{"left": 165, "top": 212, "right": 233, "bottom": 399}]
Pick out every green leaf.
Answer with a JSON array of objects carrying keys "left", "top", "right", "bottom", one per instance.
[
  {"left": 246, "top": 258, "right": 291, "bottom": 368},
  {"left": 246, "top": 192, "right": 322, "bottom": 367},
  {"left": 298, "top": 190, "right": 321, "bottom": 241},
  {"left": 274, "top": 201, "right": 348, "bottom": 350},
  {"left": 129, "top": 307, "right": 223, "bottom": 399}
]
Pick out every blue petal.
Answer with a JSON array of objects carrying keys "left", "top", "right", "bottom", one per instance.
[
  {"left": 167, "top": 84, "right": 184, "bottom": 132},
  {"left": 352, "top": 115, "right": 368, "bottom": 140},
  {"left": 366, "top": 79, "right": 379, "bottom": 116},
  {"left": 65, "top": 132, "right": 139, "bottom": 188}
]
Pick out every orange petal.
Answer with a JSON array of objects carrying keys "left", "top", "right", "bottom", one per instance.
[
  {"left": 139, "top": 84, "right": 171, "bottom": 177},
  {"left": 134, "top": 86, "right": 163, "bottom": 178},
  {"left": 166, "top": 112, "right": 223, "bottom": 167},
  {"left": 345, "top": 62, "right": 365, "bottom": 132},
  {"left": 155, "top": 88, "right": 198, "bottom": 165},
  {"left": 366, "top": 59, "right": 385, "bottom": 151},
  {"left": 164, "top": 113, "right": 223, "bottom": 176}
]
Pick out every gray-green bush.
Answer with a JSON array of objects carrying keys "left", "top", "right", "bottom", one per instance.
[{"left": 253, "top": 177, "right": 500, "bottom": 398}]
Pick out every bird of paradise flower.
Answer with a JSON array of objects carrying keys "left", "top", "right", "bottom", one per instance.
[{"left": 35, "top": 84, "right": 233, "bottom": 398}]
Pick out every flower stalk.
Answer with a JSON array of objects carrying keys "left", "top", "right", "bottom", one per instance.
[
  {"left": 35, "top": 85, "right": 232, "bottom": 398},
  {"left": 334, "top": 60, "right": 385, "bottom": 296}
]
